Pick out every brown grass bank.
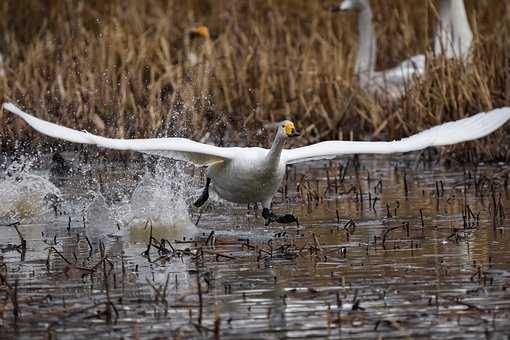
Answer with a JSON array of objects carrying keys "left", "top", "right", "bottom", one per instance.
[{"left": 0, "top": 0, "right": 509, "bottom": 161}]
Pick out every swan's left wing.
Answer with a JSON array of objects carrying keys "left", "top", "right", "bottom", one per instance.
[
  {"left": 284, "top": 107, "right": 510, "bottom": 164},
  {"left": 3, "top": 103, "right": 235, "bottom": 166}
]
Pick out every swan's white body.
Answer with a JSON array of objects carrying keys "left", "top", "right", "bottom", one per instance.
[
  {"left": 208, "top": 147, "right": 286, "bottom": 206},
  {"left": 434, "top": 0, "right": 473, "bottom": 61},
  {"left": 335, "top": 0, "right": 425, "bottom": 99},
  {"left": 4, "top": 103, "right": 510, "bottom": 211}
]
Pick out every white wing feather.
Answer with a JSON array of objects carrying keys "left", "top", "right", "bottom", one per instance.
[
  {"left": 3, "top": 103, "right": 234, "bottom": 166},
  {"left": 284, "top": 107, "right": 510, "bottom": 164}
]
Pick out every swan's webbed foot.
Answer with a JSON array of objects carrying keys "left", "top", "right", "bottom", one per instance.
[
  {"left": 275, "top": 214, "right": 299, "bottom": 224},
  {"left": 262, "top": 208, "right": 299, "bottom": 226},
  {"left": 194, "top": 177, "right": 211, "bottom": 208}
]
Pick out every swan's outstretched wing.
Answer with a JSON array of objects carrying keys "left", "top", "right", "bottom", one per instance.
[
  {"left": 3, "top": 103, "right": 234, "bottom": 166},
  {"left": 284, "top": 108, "right": 510, "bottom": 164}
]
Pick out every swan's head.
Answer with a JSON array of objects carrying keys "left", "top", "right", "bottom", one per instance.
[
  {"left": 331, "top": 0, "right": 368, "bottom": 12},
  {"left": 278, "top": 121, "right": 301, "bottom": 138},
  {"left": 189, "top": 25, "right": 210, "bottom": 40}
]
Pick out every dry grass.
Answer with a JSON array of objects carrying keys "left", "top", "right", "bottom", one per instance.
[{"left": 0, "top": 0, "right": 509, "bottom": 161}]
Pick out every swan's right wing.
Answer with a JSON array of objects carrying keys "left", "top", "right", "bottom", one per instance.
[
  {"left": 284, "top": 107, "right": 510, "bottom": 164},
  {"left": 3, "top": 103, "right": 234, "bottom": 166}
]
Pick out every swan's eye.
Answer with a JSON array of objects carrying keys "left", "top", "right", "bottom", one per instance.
[{"left": 282, "top": 125, "right": 285, "bottom": 128}]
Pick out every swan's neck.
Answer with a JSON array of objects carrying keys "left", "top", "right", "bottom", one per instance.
[
  {"left": 355, "top": 5, "right": 376, "bottom": 77},
  {"left": 266, "top": 134, "right": 286, "bottom": 167},
  {"left": 436, "top": 0, "right": 472, "bottom": 57}
]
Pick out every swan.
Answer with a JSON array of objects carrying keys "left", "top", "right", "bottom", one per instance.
[
  {"left": 434, "top": 0, "right": 473, "bottom": 61},
  {"left": 332, "top": 0, "right": 426, "bottom": 99},
  {"left": 4, "top": 102, "right": 510, "bottom": 225},
  {"left": 180, "top": 24, "right": 214, "bottom": 133},
  {"left": 186, "top": 25, "right": 210, "bottom": 67}
]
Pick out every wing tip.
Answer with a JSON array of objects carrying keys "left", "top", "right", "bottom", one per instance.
[
  {"left": 2, "top": 102, "right": 17, "bottom": 112},
  {"left": 492, "top": 106, "right": 510, "bottom": 116},
  {"left": 487, "top": 106, "right": 510, "bottom": 125},
  {"left": 2, "top": 102, "right": 27, "bottom": 119}
]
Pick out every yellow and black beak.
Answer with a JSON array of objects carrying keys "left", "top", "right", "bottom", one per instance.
[
  {"left": 284, "top": 122, "right": 301, "bottom": 138},
  {"left": 189, "top": 25, "right": 210, "bottom": 39},
  {"left": 289, "top": 128, "right": 301, "bottom": 137}
]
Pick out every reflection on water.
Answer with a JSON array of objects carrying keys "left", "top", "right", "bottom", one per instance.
[{"left": 0, "top": 154, "right": 509, "bottom": 339}]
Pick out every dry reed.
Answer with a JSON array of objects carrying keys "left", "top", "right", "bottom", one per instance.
[{"left": 0, "top": 0, "right": 509, "bottom": 161}]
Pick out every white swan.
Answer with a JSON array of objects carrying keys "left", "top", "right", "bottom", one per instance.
[
  {"left": 434, "top": 0, "right": 473, "bottom": 61},
  {"left": 332, "top": 0, "right": 426, "bottom": 99},
  {"left": 186, "top": 25, "right": 210, "bottom": 67},
  {"left": 4, "top": 102, "right": 510, "bottom": 225}
]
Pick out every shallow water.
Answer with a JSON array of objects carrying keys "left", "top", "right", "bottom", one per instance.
[{"left": 0, "top": 153, "right": 509, "bottom": 339}]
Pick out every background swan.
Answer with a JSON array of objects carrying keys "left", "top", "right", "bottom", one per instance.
[
  {"left": 332, "top": 0, "right": 426, "bottom": 99},
  {"left": 185, "top": 25, "right": 211, "bottom": 67},
  {"left": 434, "top": 0, "right": 473, "bottom": 61},
  {"left": 4, "top": 102, "right": 510, "bottom": 225},
  {"left": 180, "top": 24, "right": 214, "bottom": 137}
]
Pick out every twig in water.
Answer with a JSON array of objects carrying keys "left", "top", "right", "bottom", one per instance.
[
  {"left": 50, "top": 247, "right": 72, "bottom": 265},
  {"left": 404, "top": 172, "right": 408, "bottom": 197},
  {"left": 382, "top": 227, "right": 399, "bottom": 250},
  {"left": 343, "top": 219, "right": 356, "bottom": 234},
  {"left": 142, "top": 219, "right": 153, "bottom": 258},
  {"left": 85, "top": 236, "right": 94, "bottom": 259},
  {"left": 100, "top": 241, "right": 116, "bottom": 324},
  {"left": 195, "top": 262, "right": 203, "bottom": 328},
  {"left": 195, "top": 209, "right": 203, "bottom": 226},
  {"left": 312, "top": 233, "right": 322, "bottom": 252},
  {"left": 9, "top": 222, "right": 27, "bottom": 251},
  {"left": 12, "top": 279, "right": 19, "bottom": 323},
  {"left": 205, "top": 231, "right": 215, "bottom": 246}
]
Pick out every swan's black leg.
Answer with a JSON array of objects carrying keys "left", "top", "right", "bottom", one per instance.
[
  {"left": 263, "top": 208, "right": 274, "bottom": 226},
  {"left": 194, "top": 177, "right": 211, "bottom": 207},
  {"left": 262, "top": 208, "right": 272, "bottom": 220},
  {"left": 262, "top": 208, "right": 298, "bottom": 226},
  {"left": 275, "top": 214, "right": 299, "bottom": 224}
]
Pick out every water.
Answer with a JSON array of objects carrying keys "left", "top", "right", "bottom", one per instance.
[{"left": 0, "top": 153, "right": 509, "bottom": 339}]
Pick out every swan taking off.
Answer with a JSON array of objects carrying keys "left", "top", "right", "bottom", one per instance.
[
  {"left": 4, "top": 103, "right": 510, "bottom": 225},
  {"left": 434, "top": 0, "right": 473, "bottom": 61},
  {"left": 332, "top": 0, "right": 426, "bottom": 99}
]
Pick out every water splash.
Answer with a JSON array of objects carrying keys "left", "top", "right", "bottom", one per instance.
[
  {"left": 108, "top": 104, "right": 203, "bottom": 238},
  {"left": 115, "top": 158, "right": 198, "bottom": 235},
  {"left": 0, "top": 156, "right": 61, "bottom": 222},
  {"left": 0, "top": 151, "right": 199, "bottom": 241}
]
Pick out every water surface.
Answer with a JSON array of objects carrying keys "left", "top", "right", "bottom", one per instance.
[{"left": 0, "top": 154, "right": 509, "bottom": 339}]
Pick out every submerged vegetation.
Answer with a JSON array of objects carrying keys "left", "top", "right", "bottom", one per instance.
[
  {"left": 1, "top": 157, "right": 510, "bottom": 338},
  {"left": 0, "top": 0, "right": 509, "bottom": 160}
]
